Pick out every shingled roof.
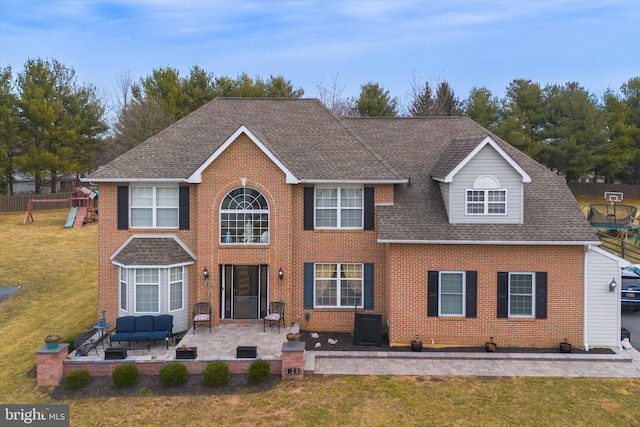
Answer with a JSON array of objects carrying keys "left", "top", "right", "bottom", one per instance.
[
  {"left": 92, "top": 98, "right": 597, "bottom": 245},
  {"left": 343, "top": 116, "right": 598, "bottom": 244},
  {"left": 88, "top": 98, "right": 403, "bottom": 182},
  {"left": 111, "top": 236, "right": 196, "bottom": 266}
]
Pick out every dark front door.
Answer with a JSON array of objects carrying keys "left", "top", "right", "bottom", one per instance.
[{"left": 221, "top": 265, "right": 268, "bottom": 319}]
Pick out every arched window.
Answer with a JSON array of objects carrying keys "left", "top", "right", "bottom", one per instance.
[{"left": 220, "top": 187, "right": 269, "bottom": 244}]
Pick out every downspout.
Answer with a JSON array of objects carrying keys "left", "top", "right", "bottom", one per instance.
[{"left": 583, "top": 244, "right": 590, "bottom": 351}]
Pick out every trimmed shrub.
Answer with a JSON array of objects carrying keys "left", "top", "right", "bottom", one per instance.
[
  {"left": 248, "top": 359, "right": 270, "bottom": 385},
  {"left": 202, "top": 361, "right": 230, "bottom": 387},
  {"left": 159, "top": 362, "right": 188, "bottom": 386},
  {"left": 65, "top": 369, "right": 90, "bottom": 390},
  {"left": 112, "top": 364, "right": 139, "bottom": 387}
]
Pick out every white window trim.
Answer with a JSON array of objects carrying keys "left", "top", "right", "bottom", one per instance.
[
  {"left": 314, "top": 187, "right": 364, "bottom": 229},
  {"left": 134, "top": 268, "right": 160, "bottom": 313},
  {"left": 508, "top": 272, "right": 535, "bottom": 318},
  {"left": 168, "top": 266, "right": 184, "bottom": 312},
  {"left": 465, "top": 188, "right": 507, "bottom": 215},
  {"left": 219, "top": 187, "right": 269, "bottom": 245},
  {"left": 314, "top": 263, "right": 364, "bottom": 308},
  {"left": 119, "top": 267, "right": 128, "bottom": 311},
  {"left": 438, "top": 271, "right": 466, "bottom": 316},
  {"left": 130, "top": 185, "right": 179, "bottom": 229}
]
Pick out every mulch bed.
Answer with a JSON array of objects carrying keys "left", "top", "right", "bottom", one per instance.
[
  {"left": 301, "top": 331, "right": 614, "bottom": 354},
  {"left": 50, "top": 374, "right": 281, "bottom": 400}
]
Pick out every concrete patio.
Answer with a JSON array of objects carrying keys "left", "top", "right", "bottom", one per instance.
[{"left": 72, "top": 321, "right": 293, "bottom": 363}]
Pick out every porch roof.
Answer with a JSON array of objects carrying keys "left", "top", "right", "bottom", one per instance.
[{"left": 111, "top": 236, "right": 196, "bottom": 267}]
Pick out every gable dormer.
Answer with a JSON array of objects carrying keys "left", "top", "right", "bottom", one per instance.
[{"left": 432, "top": 136, "right": 531, "bottom": 225}]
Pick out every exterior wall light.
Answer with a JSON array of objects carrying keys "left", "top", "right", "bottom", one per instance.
[
  {"left": 609, "top": 278, "right": 616, "bottom": 293},
  {"left": 278, "top": 267, "right": 284, "bottom": 281},
  {"left": 203, "top": 267, "right": 209, "bottom": 281}
]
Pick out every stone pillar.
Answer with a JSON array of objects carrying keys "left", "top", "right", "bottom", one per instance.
[
  {"left": 36, "top": 343, "right": 69, "bottom": 387},
  {"left": 281, "top": 341, "right": 305, "bottom": 380}
]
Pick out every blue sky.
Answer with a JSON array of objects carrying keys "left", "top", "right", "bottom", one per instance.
[{"left": 1, "top": 0, "right": 638, "bottom": 108}]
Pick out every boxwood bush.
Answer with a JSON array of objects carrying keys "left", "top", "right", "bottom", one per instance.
[
  {"left": 202, "top": 361, "right": 230, "bottom": 386},
  {"left": 65, "top": 369, "right": 90, "bottom": 390},
  {"left": 248, "top": 359, "right": 270, "bottom": 385},
  {"left": 159, "top": 362, "right": 188, "bottom": 386},
  {"left": 112, "top": 364, "right": 139, "bottom": 387}
]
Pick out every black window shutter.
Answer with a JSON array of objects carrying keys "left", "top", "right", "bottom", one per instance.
[
  {"left": 303, "top": 187, "right": 314, "bottom": 230},
  {"left": 363, "top": 263, "right": 374, "bottom": 309},
  {"left": 179, "top": 186, "right": 190, "bottom": 230},
  {"left": 117, "top": 186, "right": 128, "bottom": 230},
  {"left": 427, "top": 271, "right": 439, "bottom": 317},
  {"left": 363, "top": 187, "right": 375, "bottom": 230},
  {"left": 303, "top": 263, "right": 314, "bottom": 309},
  {"left": 535, "top": 272, "right": 547, "bottom": 319},
  {"left": 497, "top": 272, "right": 509, "bottom": 318},
  {"left": 465, "top": 271, "right": 477, "bottom": 318}
]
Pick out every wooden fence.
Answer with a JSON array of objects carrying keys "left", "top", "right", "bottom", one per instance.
[
  {"left": 597, "top": 230, "right": 640, "bottom": 264},
  {"left": 0, "top": 192, "right": 74, "bottom": 213},
  {"left": 568, "top": 182, "right": 640, "bottom": 199}
]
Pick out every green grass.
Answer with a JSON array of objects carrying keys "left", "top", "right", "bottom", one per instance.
[{"left": 1, "top": 209, "right": 640, "bottom": 426}]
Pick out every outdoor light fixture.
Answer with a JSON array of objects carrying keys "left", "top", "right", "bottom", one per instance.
[
  {"left": 278, "top": 267, "right": 284, "bottom": 281},
  {"left": 609, "top": 278, "right": 617, "bottom": 293},
  {"left": 203, "top": 267, "right": 209, "bottom": 281}
]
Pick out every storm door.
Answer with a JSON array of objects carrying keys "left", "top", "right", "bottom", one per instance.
[{"left": 221, "top": 265, "right": 268, "bottom": 319}]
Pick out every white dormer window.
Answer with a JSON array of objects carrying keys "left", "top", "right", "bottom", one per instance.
[{"left": 466, "top": 176, "right": 506, "bottom": 215}]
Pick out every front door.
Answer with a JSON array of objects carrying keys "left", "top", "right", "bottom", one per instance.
[{"left": 221, "top": 265, "right": 268, "bottom": 319}]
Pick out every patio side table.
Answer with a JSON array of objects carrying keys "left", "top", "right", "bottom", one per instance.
[{"left": 94, "top": 324, "right": 111, "bottom": 348}]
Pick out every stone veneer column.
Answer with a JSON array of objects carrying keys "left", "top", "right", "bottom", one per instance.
[
  {"left": 36, "top": 343, "right": 69, "bottom": 387},
  {"left": 281, "top": 342, "right": 305, "bottom": 380}
]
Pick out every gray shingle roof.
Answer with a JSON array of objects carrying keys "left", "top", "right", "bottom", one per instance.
[
  {"left": 111, "top": 237, "right": 196, "bottom": 266},
  {"left": 91, "top": 99, "right": 597, "bottom": 244},
  {"left": 89, "top": 98, "right": 402, "bottom": 182},
  {"left": 343, "top": 117, "right": 598, "bottom": 243}
]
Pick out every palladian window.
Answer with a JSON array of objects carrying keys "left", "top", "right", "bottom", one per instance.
[{"left": 220, "top": 187, "right": 269, "bottom": 244}]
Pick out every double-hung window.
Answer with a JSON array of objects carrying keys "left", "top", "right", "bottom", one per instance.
[
  {"left": 439, "top": 272, "right": 465, "bottom": 316},
  {"left": 135, "top": 268, "right": 159, "bottom": 313},
  {"left": 315, "top": 263, "right": 363, "bottom": 308},
  {"left": 315, "top": 187, "right": 363, "bottom": 228},
  {"left": 509, "top": 272, "right": 534, "bottom": 317},
  {"left": 119, "top": 267, "right": 128, "bottom": 311},
  {"left": 130, "top": 186, "right": 179, "bottom": 228},
  {"left": 169, "top": 266, "right": 183, "bottom": 311}
]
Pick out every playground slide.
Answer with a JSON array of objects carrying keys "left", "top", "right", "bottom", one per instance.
[{"left": 64, "top": 206, "right": 78, "bottom": 229}]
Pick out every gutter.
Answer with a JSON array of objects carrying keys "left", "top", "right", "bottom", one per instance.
[{"left": 377, "top": 239, "right": 602, "bottom": 246}]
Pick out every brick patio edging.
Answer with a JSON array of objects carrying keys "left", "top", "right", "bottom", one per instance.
[{"left": 37, "top": 348, "right": 286, "bottom": 387}]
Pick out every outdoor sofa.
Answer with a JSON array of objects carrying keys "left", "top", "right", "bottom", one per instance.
[{"left": 109, "top": 315, "right": 173, "bottom": 349}]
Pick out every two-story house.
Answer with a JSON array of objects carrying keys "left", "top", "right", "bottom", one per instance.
[{"left": 85, "top": 98, "right": 623, "bottom": 350}]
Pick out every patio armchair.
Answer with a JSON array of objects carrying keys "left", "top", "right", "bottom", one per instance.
[
  {"left": 74, "top": 330, "right": 99, "bottom": 357},
  {"left": 192, "top": 301, "right": 212, "bottom": 334},
  {"left": 263, "top": 301, "right": 285, "bottom": 332}
]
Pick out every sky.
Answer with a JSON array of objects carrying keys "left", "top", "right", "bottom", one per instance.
[{"left": 1, "top": 0, "right": 639, "bottom": 111}]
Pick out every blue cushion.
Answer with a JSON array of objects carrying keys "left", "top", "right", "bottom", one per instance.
[
  {"left": 154, "top": 315, "right": 173, "bottom": 334},
  {"left": 134, "top": 315, "right": 155, "bottom": 332},
  {"left": 115, "top": 316, "right": 136, "bottom": 333},
  {"left": 110, "top": 332, "right": 132, "bottom": 342}
]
